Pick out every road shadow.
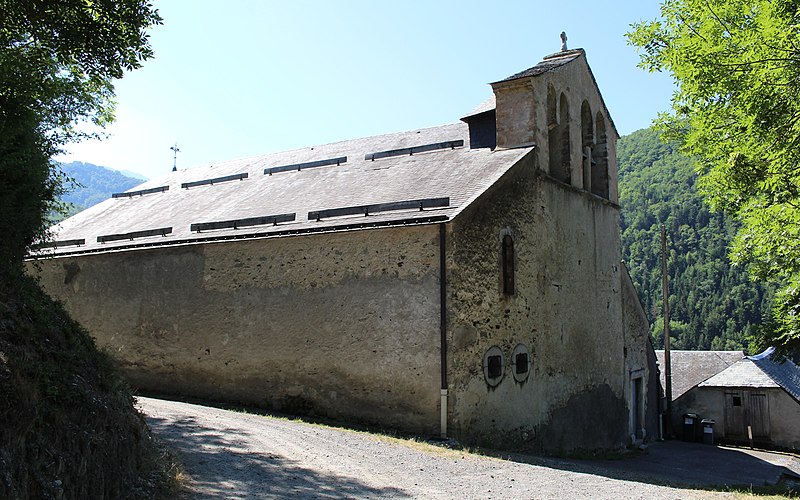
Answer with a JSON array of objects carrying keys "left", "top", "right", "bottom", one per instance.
[
  {"left": 144, "top": 412, "right": 412, "bottom": 499},
  {"left": 494, "top": 440, "right": 800, "bottom": 492},
  {"left": 139, "top": 394, "right": 798, "bottom": 496}
]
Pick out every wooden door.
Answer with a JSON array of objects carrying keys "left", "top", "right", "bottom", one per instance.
[
  {"left": 724, "top": 390, "right": 769, "bottom": 440},
  {"left": 747, "top": 392, "right": 769, "bottom": 439},
  {"left": 724, "top": 391, "right": 744, "bottom": 437}
]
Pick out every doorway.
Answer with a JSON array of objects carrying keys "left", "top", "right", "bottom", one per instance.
[{"left": 724, "top": 390, "right": 769, "bottom": 440}]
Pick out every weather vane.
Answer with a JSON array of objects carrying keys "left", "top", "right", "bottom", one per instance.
[{"left": 170, "top": 142, "right": 180, "bottom": 172}]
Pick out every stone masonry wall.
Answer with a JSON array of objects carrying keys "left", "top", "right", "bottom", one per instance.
[
  {"left": 33, "top": 225, "right": 443, "bottom": 435},
  {"left": 446, "top": 151, "right": 629, "bottom": 453},
  {"left": 494, "top": 54, "right": 619, "bottom": 203}
]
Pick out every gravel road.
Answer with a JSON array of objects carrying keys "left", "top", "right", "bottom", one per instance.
[{"left": 138, "top": 396, "right": 743, "bottom": 499}]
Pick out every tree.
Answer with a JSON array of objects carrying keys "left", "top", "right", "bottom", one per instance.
[
  {"left": 617, "top": 127, "right": 773, "bottom": 353},
  {"left": 627, "top": 0, "right": 800, "bottom": 358},
  {"left": 0, "top": 3, "right": 172, "bottom": 496},
  {"left": 0, "top": 0, "right": 161, "bottom": 270}
]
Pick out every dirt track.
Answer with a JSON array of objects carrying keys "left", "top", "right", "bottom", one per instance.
[{"left": 138, "top": 396, "right": 751, "bottom": 499}]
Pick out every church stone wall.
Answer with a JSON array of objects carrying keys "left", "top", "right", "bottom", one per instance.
[
  {"left": 446, "top": 151, "right": 629, "bottom": 453},
  {"left": 32, "top": 225, "right": 443, "bottom": 435},
  {"left": 621, "top": 264, "right": 659, "bottom": 442}
]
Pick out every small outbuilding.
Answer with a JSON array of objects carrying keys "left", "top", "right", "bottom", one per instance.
[{"left": 660, "top": 349, "right": 800, "bottom": 450}]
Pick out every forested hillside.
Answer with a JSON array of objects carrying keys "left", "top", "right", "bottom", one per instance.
[
  {"left": 618, "top": 128, "right": 772, "bottom": 352},
  {"left": 60, "top": 161, "right": 145, "bottom": 214}
]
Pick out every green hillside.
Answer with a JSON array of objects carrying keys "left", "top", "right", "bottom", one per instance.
[
  {"left": 60, "top": 161, "right": 145, "bottom": 213},
  {"left": 617, "top": 128, "right": 773, "bottom": 352}
]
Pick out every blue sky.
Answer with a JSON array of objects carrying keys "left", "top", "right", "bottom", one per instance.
[{"left": 60, "top": 1, "right": 674, "bottom": 180}]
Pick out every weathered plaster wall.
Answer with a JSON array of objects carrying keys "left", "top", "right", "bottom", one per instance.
[
  {"left": 33, "top": 225, "right": 443, "bottom": 435},
  {"left": 621, "top": 264, "right": 659, "bottom": 442},
  {"left": 494, "top": 79, "right": 536, "bottom": 150},
  {"left": 768, "top": 390, "right": 800, "bottom": 450},
  {"left": 446, "top": 151, "right": 629, "bottom": 453}
]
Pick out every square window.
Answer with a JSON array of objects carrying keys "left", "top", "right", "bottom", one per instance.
[
  {"left": 487, "top": 355, "right": 502, "bottom": 379},
  {"left": 515, "top": 353, "right": 528, "bottom": 374},
  {"left": 732, "top": 395, "right": 742, "bottom": 407}
]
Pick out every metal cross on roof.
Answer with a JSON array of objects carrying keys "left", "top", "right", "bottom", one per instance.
[{"left": 170, "top": 142, "right": 180, "bottom": 172}]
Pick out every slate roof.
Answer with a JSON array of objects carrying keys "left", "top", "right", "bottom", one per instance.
[
  {"left": 655, "top": 350, "right": 744, "bottom": 400},
  {"left": 460, "top": 51, "right": 585, "bottom": 121},
  {"left": 40, "top": 122, "right": 534, "bottom": 256},
  {"left": 699, "top": 359, "right": 780, "bottom": 389},
  {"left": 496, "top": 49, "right": 585, "bottom": 83},
  {"left": 461, "top": 95, "right": 496, "bottom": 121},
  {"left": 700, "top": 348, "right": 800, "bottom": 403},
  {"left": 751, "top": 348, "right": 800, "bottom": 402}
]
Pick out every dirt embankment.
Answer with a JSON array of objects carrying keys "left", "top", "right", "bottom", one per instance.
[{"left": 0, "top": 274, "right": 176, "bottom": 499}]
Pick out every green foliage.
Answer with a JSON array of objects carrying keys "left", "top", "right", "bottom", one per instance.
[
  {"left": 0, "top": 101, "right": 62, "bottom": 268},
  {"left": 618, "top": 127, "right": 773, "bottom": 352},
  {"left": 0, "top": 0, "right": 161, "bottom": 273},
  {"left": 0, "top": 3, "right": 174, "bottom": 495},
  {"left": 627, "top": 0, "right": 800, "bottom": 357},
  {"left": 754, "top": 276, "right": 800, "bottom": 356}
]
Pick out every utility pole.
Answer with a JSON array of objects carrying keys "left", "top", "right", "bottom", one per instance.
[
  {"left": 661, "top": 224, "right": 673, "bottom": 437},
  {"left": 170, "top": 142, "right": 180, "bottom": 172}
]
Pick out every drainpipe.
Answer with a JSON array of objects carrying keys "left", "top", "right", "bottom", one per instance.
[{"left": 439, "top": 223, "right": 448, "bottom": 439}]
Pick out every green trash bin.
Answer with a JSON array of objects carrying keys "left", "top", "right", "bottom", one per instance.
[
  {"left": 682, "top": 413, "right": 699, "bottom": 441},
  {"left": 701, "top": 419, "right": 715, "bottom": 444}
]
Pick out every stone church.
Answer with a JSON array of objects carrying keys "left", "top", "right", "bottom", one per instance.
[{"left": 32, "top": 46, "right": 658, "bottom": 452}]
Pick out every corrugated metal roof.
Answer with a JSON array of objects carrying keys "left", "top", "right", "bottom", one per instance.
[
  {"left": 40, "top": 122, "right": 534, "bottom": 256},
  {"left": 655, "top": 350, "right": 744, "bottom": 400}
]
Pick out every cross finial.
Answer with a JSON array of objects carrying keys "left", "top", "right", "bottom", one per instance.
[
  {"left": 560, "top": 32, "right": 568, "bottom": 51},
  {"left": 170, "top": 142, "right": 180, "bottom": 172}
]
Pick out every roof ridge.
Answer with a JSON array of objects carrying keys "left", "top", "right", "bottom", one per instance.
[{"left": 177, "top": 122, "right": 468, "bottom": 172}]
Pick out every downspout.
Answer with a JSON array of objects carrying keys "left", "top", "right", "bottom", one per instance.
[{"left": 439, "top": 222, "right": 448, "bottom": 439}]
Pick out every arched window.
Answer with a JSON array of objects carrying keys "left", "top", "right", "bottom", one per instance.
[
  {"left": 547, "top": 85, "right": 561, "bottom": 180},
  {"left": 581, "top": 101, "right": 593, "bottom": 191},
  {"left": 548, "top": 93, "right": 571, "bottom": 184},
  {"left": 557, "top": 94, "right": 572, "bottom": 183},
  {"left": 547, "top": 84, "right": 557, "bottom": 130},
  {"left": 592, "top": 113, "right": 609, "bottom": 199},
  {"left": 502, "top": 233, "right": 515, "bottom": 295}
]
